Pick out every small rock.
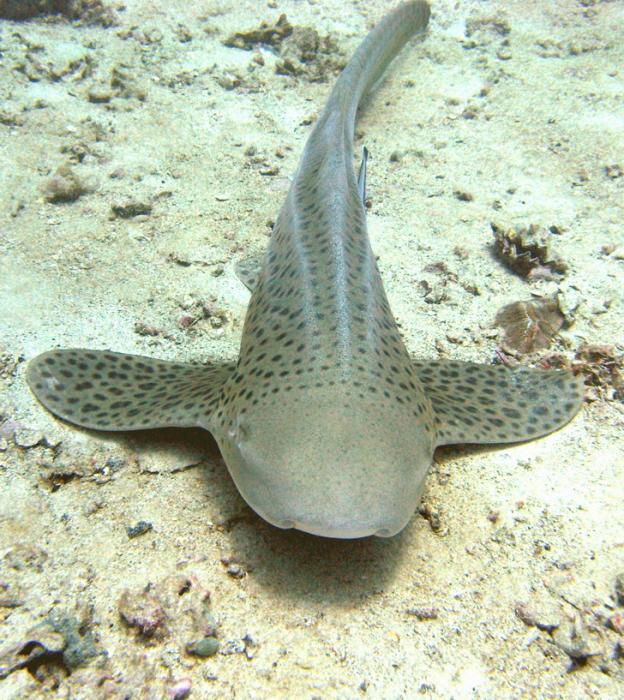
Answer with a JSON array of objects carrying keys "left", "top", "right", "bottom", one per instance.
[
  {"left": 83, "top": 497, "right": 105, "bottom": 516},
  {"left": 607, "top": 613, "right": 624, "bottom": 634},
  {"left": 600, "top": 243, "right": 618, "bottom": 255},
  {"left": 175, "top": 24, "right": 193, "bottom": 43},
  {"left": 111, "top": 199, "right": 152, "bottom": 218},
  {"left": 215, "top": 70, "right": 243, "bottom": 90},
  {"left": 0, "top": 625, "right": 65, "bottom": 680},
  {"left": 220, "top": 556, "right": 247, "bottom": 579},
  {"left": 118, "top": 574, "right": 215, "bottom": 647},
  {"left": 242, "top": 632, "right": 258, "bottom": 659},
  {"left": 3, "top": 544, "right": 48, "bottom": 572},
  {"left": 10, "top": 197, "right": 25, "bottom": 217},
  {"left": 574, "top": 345, "right": 623, "bottom": 402},
  {"left": 178, "top": 314, "right": 198, "bottom": 330},
  {"left": 552, "top": 618, "right": 596, "bottom": 662},
  {"left": 462, "top": 105, "right": 479, "bottom": 119},
  {"left": 0, "top": 109, "right": 25, "bottom": 127},
  {"left": 418, "top": 280, "right": 449, "bottom": 305},
  {"left": 406, "top": 606, "right": 439, "bottom": 621},
  {"left": 119, "top": 589, "right": 167, "bottom": 639},
  {"left": 555, "top": 288, "right": 581, "bottom": 324},
  {"left": 514, "top": 602, "right": 560, "bottom": 632},
  {"left": 418, "top": 503, "right": 447, "bottom": 534},
  {"left": 604, "top": 164, "right": 622, "bottom": 179},
  {"left": 260, "top": 165, "right": 279, "bottom": 176},
  {"left": 110, "top": 65, "right": 147, "bottom": 100},
  {"left": 615, "top": 573, "right": 624, "bottom": 606},
  {"left": 0, "top": 608, "right": 102, "bottom": 680},
  {"left": 227, "top": 564, "right": 246, "bottom": 578},
  {"left": 223, "top": 14, "right": 292, "bottom": 50},
  {"left": 88, "top": 87, "right": 112, "bottom": 103},
  {"left": 43, "top": 165, "right": 88, "bottom": 204},
  {"left": 220, "top": 639, "right": 246, "bottom": 655},
  {"left": 47, "top": 609, "right": 101, "bottom": 670},
  {"left": 0, "top": 0, "right": 116, "bottom": 24},
  {"left": 490, "top": 526, "right": 516, "bottom": 546},
  {"left": 0, "top": 580, "right": 24, "bottom": 610},
  {"left": 13, "top": 428, "right": 43, "bottom": 449},
  {"left": 134, "top": 321, "right": 163, "bottom": 337},
  {"left": 453, "top": 189, "right": 474, "bottom": 202},
  {"left": 126, "top": 520, "right": 153, "bottom": 539},
  {"left": 275, "top": 23, "right": 344, "bottom": 81},
  {"left": 169, "top": 678, "right": 192, "bottom": 700},
  {"left": 465, "top": 16, "right": 511, "bottom": 37},
  {"left": 186, "top": 636, "right": 219, "bottom": 658}
]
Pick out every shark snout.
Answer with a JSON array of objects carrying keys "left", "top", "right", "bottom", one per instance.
[
  {"left": 229, "top": 449, "right": 421, "bottom": 539},
  {"left": 278, "top": 512, "right": 410, "bottom": 539},
  {"left": 218, "top": 391, "right": 433, "bottom": 539}
]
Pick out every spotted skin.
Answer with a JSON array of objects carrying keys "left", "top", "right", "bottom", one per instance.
[
  {"left": 412, "top": 361, "right": 583, "bottom": 446},
  {"left": 29, "top": 349, "right": 235, "bottom": 431},
  {"left": 27, "top": 2, "right": 584, "bottom": 539}
]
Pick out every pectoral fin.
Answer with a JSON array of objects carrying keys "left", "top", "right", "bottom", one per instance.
[
  {"left": 412, "top": 360, "right": 584, "bottom": 447},
  {"left": 235, "top": 255, "right": 264, "bottom": 292},
  {"left": 27, "top": 348, "right": 235, "bottom": 432}
]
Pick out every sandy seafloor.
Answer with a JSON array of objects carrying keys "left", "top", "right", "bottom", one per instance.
[{"left": 1, "top": 0, "right": 623, "bottom": 697}]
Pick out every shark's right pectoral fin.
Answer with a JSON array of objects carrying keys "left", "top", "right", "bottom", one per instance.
[
  {"left": 27, "top": 348, "right": 236, "bottom": 432},
  {"left": 412, "top": 360, "right": 584, "bottom": 447},
  {"left": 235, "top": 255, "right": 264, "bottom": 292}
]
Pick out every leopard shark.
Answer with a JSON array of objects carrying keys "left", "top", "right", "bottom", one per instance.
[{"left": 27, "top": 1, "right": 584, "bottom": 538}]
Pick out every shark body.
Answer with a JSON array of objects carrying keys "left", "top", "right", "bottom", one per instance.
[{"left": 27, "top": 1, "right": 583, "bottom": 538}]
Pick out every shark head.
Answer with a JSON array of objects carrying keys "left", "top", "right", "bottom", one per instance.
[{"left": 217, "top": 384, "right": 435, "bottom": 538}]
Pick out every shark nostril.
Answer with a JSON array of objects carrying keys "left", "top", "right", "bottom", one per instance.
[{"left": 228, "top": 416, "right": 247, "bottom": 443}]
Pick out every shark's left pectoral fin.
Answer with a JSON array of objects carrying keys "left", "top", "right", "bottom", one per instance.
[
  {"left": 27, "top": 348, "right": 236, "bottom": 432},
  {"left": 412, "top": 360, "right": 584, "bottom": 447}
]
